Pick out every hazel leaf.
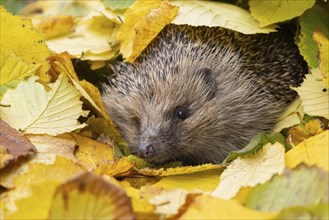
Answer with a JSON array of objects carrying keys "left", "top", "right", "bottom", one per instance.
[
  {"left": 0, "top": 6, "right": 51, "bottom": 83},
  {"left": 117, "top": 0, "right": 179, "bottom": 62},
  {"left": 0, "top": 74, "right": 89, "bottom": 135},
  {"left": 249, "top": 0, "right": 315, "bottom": 27},
  {"left": 171, "top": 0, "right": 277, "bottom": 34}
]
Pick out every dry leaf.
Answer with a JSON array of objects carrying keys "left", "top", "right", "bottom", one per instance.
[
  {"left": 37, "top": 15, "right": 76, "bottom": 39},
  {"left": 288, "top": 119, "right": 324, "bottom": 146},
  {"left": 293, "top": 69, "right": 329, "bottom": 119},
  {"left": 0, "top": 6, "right": 50, "bottom": 83},
  {"left": 0, "top": 74, "right": 89, "bottom": 135},
  {"left": 49, "top": 172, "right": 135, "bottom": 220},
  {"left": 118, "top": 0, "right": 178, "bottom": 62},
  {"left": 138, "top": 163, "right": 223, "bottom": 177},
  {"left": 174, "top": 194, "right": 276, "bottom": 219},
  {"left": 313, "top": 30, "right": 329, "bottom": 87},
  {"left": 171, "top": 0, "right": 277, "bottom": 34},
  {"left": 285, "top": 130, "right": 328, "bottom": 171},
  {"left": 1, "top": 157, "right": 84, "bottom": 219},
  {"left": 212, "top": 142, "right": 285, "bottom": 199},
  {"left": 249, "top": 0, "right": 315, "bottom": 27},
  {"left": 0, "top": 120, "right": 36, "bottom": 169}
]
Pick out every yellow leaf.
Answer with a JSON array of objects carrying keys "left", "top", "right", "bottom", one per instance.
[
  {"left": 211, "top": 143, "right": 285, "bottom": 199},
  {"left": 49, "top": 172, "right": 135, "bottom": 219},
  {"left": 154, "top": 169, "right": 221, "bottom": 192},
  {"left": 0, "top": 47, "right": 39, "bottom": 86},
  {"left": 50, "top": 55, "right": 114, "bottom": 124},
  {"left": 0, "top": 6, "right": 50, "bottom": 83},
  {"left": 0, "top": 74, "right": 89, "bottom": 135},
  {"left": 313, "top": 30, "right": 329, "bottom": 88},
  {"left": 2, "top": 157, "right": 84, "bottom": 218},
  {"left": 95, "top": 157, "right": 135, "bottom": 177},
  {"left": 249, "top": 0, "right": 315, "bottom": 27},
  {"left": 175, "top": 194, "right": 276, "bottom": 219},
  {"left": 72, "top": 133, "right": 115, "bottom": 170},
  {"left": 118, "top": 0, "right": 179, "bottom": 62},
  {"left": 285, "top": 130, "right": 329, "bottom": 171},
  {"left": 37, "top": 15, "right": 76, "bottom": 39},
  {"left": 287, "top": 119, "right": 324, "bottom": 146},
  {"left": 45, "top": 15, "right": 120, "bottom": 61},
  {"left": 123, "top": 186, "right": 154, "bottom": 214},
  {"left": 6, "top": 179, "right": 61, "bottom": 219},
  {"left": 293, "top": 69, "right": 329, "bottom": 119},
  {"left": 271, "top": 98, "right": 304, "bottom": 133},
  {"left": 0, "top": 145, "right": 14, "bottom": 169},
  {"left": 149, "top": 189, "right": 189, "bottom": 216},
  {"left": 171, "top": 0, "right": 277, "bottom": 34}
]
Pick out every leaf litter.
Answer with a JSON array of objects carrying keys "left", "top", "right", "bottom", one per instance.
[{"left": 0, "top": 1, "right": 328, "bottom": 219}]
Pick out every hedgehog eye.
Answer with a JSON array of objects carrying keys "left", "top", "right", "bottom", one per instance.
[{"left": 175, "top": 106, "right": 189, "bottom": 121}]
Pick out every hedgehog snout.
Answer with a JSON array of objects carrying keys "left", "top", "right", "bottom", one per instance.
[{"left": 138, "top": 141, "right": 155, "bottom": 159}]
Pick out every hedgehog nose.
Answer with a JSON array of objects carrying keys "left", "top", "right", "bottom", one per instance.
[{"left": 138, "top": 142, "right": 154, "bottom": 159}]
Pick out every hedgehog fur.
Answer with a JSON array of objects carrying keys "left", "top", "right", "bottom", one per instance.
[{"left": 102, "top": 24, "right": 308, "bottom": 165}]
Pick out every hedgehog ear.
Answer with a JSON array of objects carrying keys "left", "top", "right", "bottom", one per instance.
[{"left": 195, "top": 67, "right": 217, "bottom": 99}]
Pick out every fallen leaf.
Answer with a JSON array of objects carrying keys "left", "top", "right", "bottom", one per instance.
[
  {"left": 72, "top": 133, "right": 115, "bottom": 170},
  {"left": 246, "top": 165, "right": 328, "bottom": 211},
  {"left": 26, "top": 134, "right": 78, "bottom": 164},
  {"left": 285, "top": 130, "right": 328, "bottom": 171},
  {"left": 0, "top": 74, "right": 89, "bottom": 135},
  {"left": 212, "top": 143, "right": 285, "bottom": 199},
  {"left": 49, "top": 172, "right": 135, "bottom": 220},
  {"left": 223, "top": 133, "right": 289, "bottom": 163},
  {"left": 1, "top": 157, "right": 84, "bottom": 218},
  {"left": 0, "top": 6, "right": 50, "bottom": 83},
  {"left": 249, "top": 0, "right": 315, "bottom": 27},
  {"left": 274, "top": 203, "right": 329, "bottom": 220},
  {"left": 174, "top": 194, "right": 276, "bottom": 219},
  {"left": 138, "top": 163, "right": 224, "bottom": 177},
  {"left": 271, "top": 98, "right": 304, "bottom": 133},
  {"left": 154, "top": 169, "right": 221, "bottom": 192},
  {"left": 0, "top": 47, "right": 39, "bottom": 86},
  {"left": 298, "top": 5, "right": 329, "bottom": 68},
  {"left": 0, "top": 120, "right": 36, "bottom": 169},
  {"left": 117, "top": 0, "right": 178, "bottom": 62},
  {"left": 45, "top": 15, "right": 121, "bottom": 61},
  {"left": 293, "top": 69, "right": 329, "bottom": 119},
  {"left": 37, "top": 15, "right": 76, "bottom": 39},
  {"left": 149, "top": 189, "right": 189, "bottom": 216},
  {"left": 171, "top": 0, "right": 277, "bottom": 34},
  {"left": 104, "top": 0, "right": 135, "bottom": 11},
  {"left": 287, "top": 119, "right": 324, "bottom": 146},
  {"left": 95, "top": 157, "right": 135, "bottom": 177},
  {"left": 123, "top": 186, "right": 155, "bottom": 215},
  {"left": 313, "top": 30, "right": 329, "bottom": 87}
]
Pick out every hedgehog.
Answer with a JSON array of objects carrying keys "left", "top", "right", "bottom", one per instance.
[{"left": 102, "top": 24, "right": 308, "bottom": 165}]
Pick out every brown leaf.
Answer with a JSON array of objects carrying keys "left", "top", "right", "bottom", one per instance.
[{"left": 0, "top": 120, "right": 36, "bottom": 169}]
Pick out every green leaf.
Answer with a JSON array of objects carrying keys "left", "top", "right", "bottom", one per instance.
[
  {"left": 249, "top": 0, "right": 315, "bottom": 27},
  {"left": 171, "top": 0, "right": 277, "bottom": 34},
  {"left": 0, "top": 74, "right": 89, "bottom": 135},
  {"left": 246, "top": 165, "right": 328, "bottom": 212},
  {"left": 103, "top": 0, "right": 135, "bottom": 10},
  {"left": 298, "top": 5, "right": 329, "bottom": 68},
  {"left": 274, "top": 204, "right": 329, "bottom": 220},
  {"left": 222, "top": 133, "right": 290, "bottom": 164}
]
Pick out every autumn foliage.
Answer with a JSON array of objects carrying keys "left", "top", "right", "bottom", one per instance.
[{"left": 0, "top": 0, "right": 328, "bottom": 219}]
